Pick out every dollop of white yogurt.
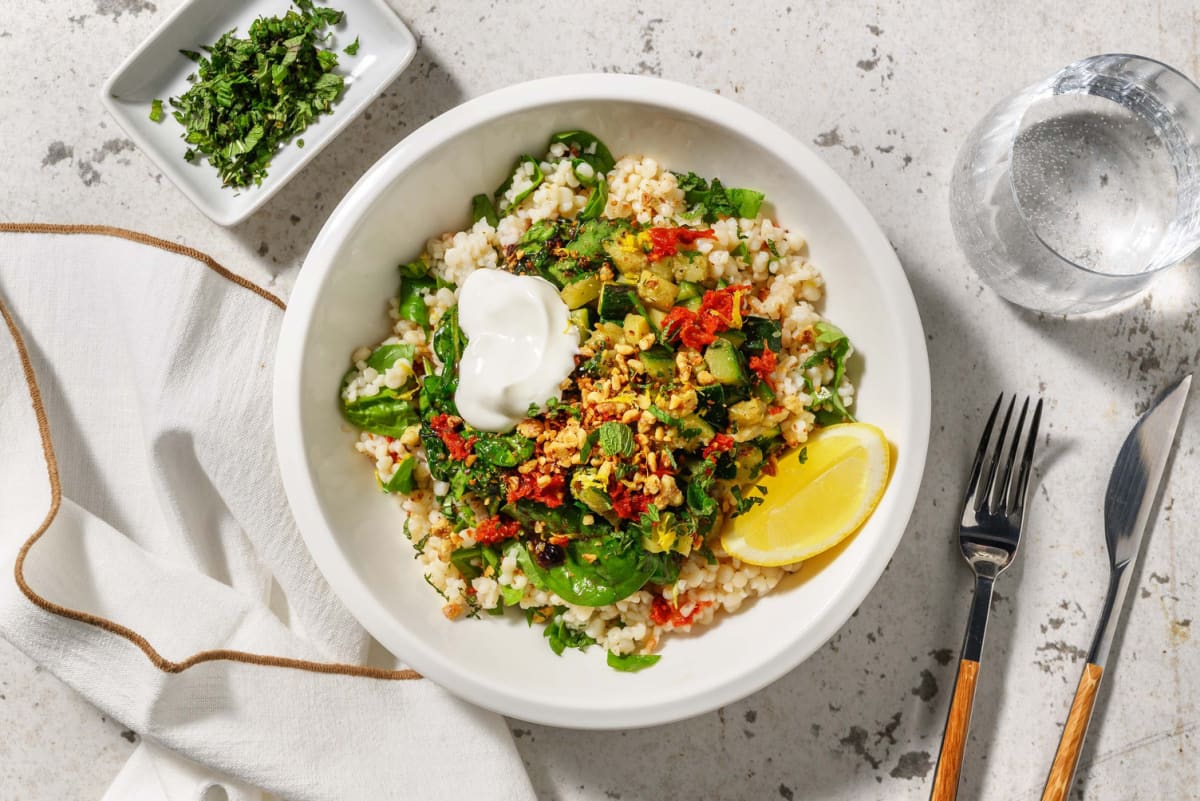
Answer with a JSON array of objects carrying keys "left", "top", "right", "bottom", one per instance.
[{"left": 454, "top": 269, "right": 580, "bottom": 432}]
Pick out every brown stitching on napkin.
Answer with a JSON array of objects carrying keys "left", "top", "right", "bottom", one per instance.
[
  {"left": 0, "top": 223, "right": 286, "bottom": 311},
  {"left": 0, "top": 227, "right": 421, "bottom": 681}
]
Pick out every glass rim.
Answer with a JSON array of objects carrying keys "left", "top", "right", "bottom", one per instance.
[{"left": 1005, "top": 52, "right": 1200, "bottom": 281}]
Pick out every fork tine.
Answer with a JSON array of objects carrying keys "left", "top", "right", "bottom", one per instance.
[
  {"left": 995, "top": 396, "right": 1030, "bottom": 512},
  {"left": 1010, "top": 398, "right": 1044, "bottom": 511},
  {"left": 963, "top": 394, "right": 1003, "bottom": 510},
  {"left": 977, "top": 396, "right": 1016, "bottom": 513}
]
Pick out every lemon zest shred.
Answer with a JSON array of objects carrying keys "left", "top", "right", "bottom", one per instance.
[{"left": 730, "top": 290, "right": 745, "bottom": 328}]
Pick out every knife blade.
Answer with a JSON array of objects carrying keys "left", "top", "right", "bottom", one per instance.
[{"left": 1041, "top": 373, "right": 1191, "bottom": 801}]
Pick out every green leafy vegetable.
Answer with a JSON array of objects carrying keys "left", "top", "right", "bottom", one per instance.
[
  {"left": 729, "top": 485, "right": 765, "bottom": 518},
  {"left": 365, "top": 343, "right": 414, "bottom": 374},
  {"left": 512, "top": 537, "right": 656, "bottom": 607},
  {"left": 450, "top": 546, "right": 483, "bottom": 579},
  {"left": 471, "top": 193, "right": 499, "bottom": 227},
  {"left": 675, "top": 171, "right": 764, "bottom": 222},
  {"left": 474, "top": 432, "right": 535, "bottom": 468},
  {"left": 343, "top": 36, "right": 360, "bottom": 55},
  {"left": 382, "top": 455, "right": 417, "bottom": 494},
  {"left": 499, "top": 583, "right": 524, "bottom": 606},
  {"left": 579, "top": 179, "right": 607, "bottom": 221},
  {"left": 606, "top": 651, "right": 661, "bottom": 672},
  {"left": 432, "top": 306, "right": 467, "bottom": 371},
  {"left": 544, "top": 614, "right": 596, "bottom": 656},
  {"left": 496, "top": 155, "right": 544, "bottom": 207},
  {"left": 165, "top": 0, "right": 349, "bottom": 188},
  {"left": 149, "top": 99, "right": 165, "bottom": 122},
  {"left": 804, "top": 321, "right": 855, "bottom": 425},
  {"left": 598, "top": 421, "right": 635, "bottom": 458},
  {"left": 548, "top": 130, "right": 616, "bottom": 174},
  {"left": 342, "top": 396, "right": 418, "bottom": 437},
  {"left": 798, "top": 447, "right": 808, "bottom": 465}
]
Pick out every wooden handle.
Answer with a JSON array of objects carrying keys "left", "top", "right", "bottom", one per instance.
[
  {"left": 930, "top": 659, "right": 980, "bottom": 801},
  {"left": 1041, "top": 662, "right": 1104, "bottom": 801}
]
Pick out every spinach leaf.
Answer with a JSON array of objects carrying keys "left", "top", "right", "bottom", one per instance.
[
  {"left": 501, "top": 500, "right": 612, "bottom": 538},
  {"left": 397, "top": 274, "right": 434, "bottom": 330},
  {"left": 726, "top": 187, "right": 765, "bottom": 219},
  {"left": 544, "top": 614, "right": 596, "bottom": 656},
  {"left": 432, "top": 306, "right": 467, "bottom": 372},
  {"left": 499, "top": 582, "right": 524, "bottom": 606},
  {"left": 382, "top": 455, "right": 417, "bottom": 494},
  {"left": 342, "top": 396, "right": 418, "bottom": 438},
  {"left": 471, "top": 193, "right": 498, "bottom": 227},
  {"left": 606, "top": 651, "right": 661, "bottom": 672},
  {"left": 675, "top": 171, "right": 766, "bottom": 223},
  {"left": 548, "top": 130, "right": 616, "bottom": 174},
  {"left": 513, "top": 537, "right": 655, "bottom": 607},
  {"left": 495, "top": 154, "right": 544, "bottom": 207},
  {"left": 579, "top": 179, "right": 607, "bottom": 222},
  {"left": 565, "top": 217, "right": 624, "bottom": 259},
  {"left": 474, "top": 432, "right": 535, "bottom": 468},
  {"left": 365, "top": 343, "right": 415, "bottom": 374},
  {"left": 450, "top": 546, "right": 483, "bottom": 579}
]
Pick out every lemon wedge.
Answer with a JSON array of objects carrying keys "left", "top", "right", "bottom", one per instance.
[{"left": 720, "top": 423, "right": 890, "bottom": 567}]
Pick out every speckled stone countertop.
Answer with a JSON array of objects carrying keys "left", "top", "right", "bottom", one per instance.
[{"left": 2, "top": 2, "right": 1198, "bottom": 799}]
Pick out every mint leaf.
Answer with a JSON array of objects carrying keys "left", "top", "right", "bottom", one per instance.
[{"left": 598, "top": 421, "right": 634, "bottom": 458}]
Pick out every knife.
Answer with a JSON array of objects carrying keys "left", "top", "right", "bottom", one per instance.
[{"left": 1040, "top": 374, "right": 1191, "bottom": 801}]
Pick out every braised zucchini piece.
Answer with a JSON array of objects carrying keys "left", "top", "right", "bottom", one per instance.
[
  {"left": 677, "top": 280, "right": 703, "bottom": 303},
  {"left": 637, "top": 270, "right": 679, "bottom": 311},
  {"left": 695, "top": 384, "right": 727, "bottom": 429},
  {"left": 560, "top": 273, "right": 601, "bottom": 309},
  {"left": 671, "top": 253, "right": 710, "bottom": 284},
  {"left": 718, "top": 329, "right": 747, "bottom": 348},
  {"left": 678, "top": 294, "right": 702, "bottom": 312},
  {"left": 733, "top": 444, "right": 765, "bottom": 481},
  {"left": 603, "top": 239, "right": 649, "bottom": 277},
  {"left": 646, "top": 306, "right": 667, "bottom": 330},
  {"left": 570, "top": 468, "right": 613, "bottom": 513},
  {"left": 729, "top": 397, "right": 766, "bottom": 427},
  {"left": 680, "top": 413, "right": 716, "bottom": 447},
  {"left": 598, "top": 283, "right": 639, "bottom": 320},
  {"left": 623, "top": 313, "right": 651, "bottom": 344},
  {"left": 703, "top": 338, "right": 747, "bottom": 385},
  {"left": 742, "top": 316, "right": 783, "bottom": 354},
  {"left": 568, "top": 307, "right": 591, "bottom": 337},
  {"left": 640, "top": 344, "right": 675, "bottom": 380}
]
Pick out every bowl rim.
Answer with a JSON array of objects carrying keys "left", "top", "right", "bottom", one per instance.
[{"left": 273, "top": 73, "right": 932, "bottom": 729}]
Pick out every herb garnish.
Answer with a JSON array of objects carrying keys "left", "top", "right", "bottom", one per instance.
[{"left": 158, "top": 0, "right": 353, "bottom": 188}]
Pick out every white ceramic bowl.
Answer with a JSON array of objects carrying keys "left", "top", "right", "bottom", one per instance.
[{"left": 274, "top": 74, "right": 931, "bottom": 729}]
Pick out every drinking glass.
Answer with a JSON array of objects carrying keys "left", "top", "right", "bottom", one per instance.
[{"left": 950, "top": 54, "right": 1200, "bottom": 315}]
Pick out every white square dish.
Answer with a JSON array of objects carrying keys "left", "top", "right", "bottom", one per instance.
[{"left": 100, "top": 0, "right": 416, "bottom": 227}]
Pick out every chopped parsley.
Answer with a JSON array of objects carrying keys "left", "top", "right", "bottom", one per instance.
[{"left": 158, "top": 0, "right": 355, "bottom": 188}]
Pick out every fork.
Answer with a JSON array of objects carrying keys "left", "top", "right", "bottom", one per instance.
[{"left": 929, "top": 394, "right": 1044, "bottom": 801}]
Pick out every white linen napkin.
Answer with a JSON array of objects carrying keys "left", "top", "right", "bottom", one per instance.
[{"left": 0, "top": 227, "right": 536, "bottom": 801}]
